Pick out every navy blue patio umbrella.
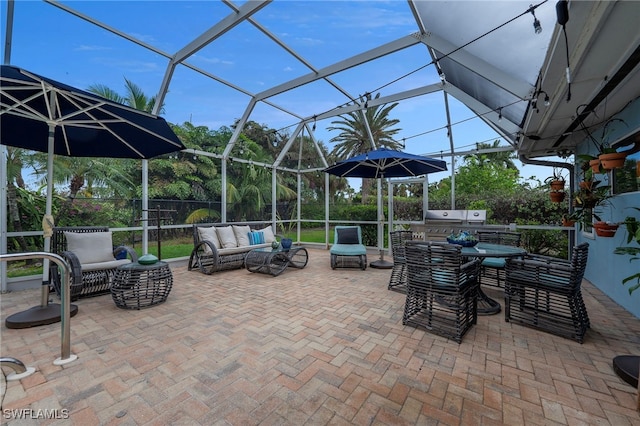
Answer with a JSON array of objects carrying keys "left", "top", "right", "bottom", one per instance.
[
  {"left": 1, "top": 65, "right": 186, "bottom": 328},
  {"left": 324, "top": 147, "right": 447, "bottom": 268},
  {"left": 323, "top": 147, "right": 447, "bottom": 179}
]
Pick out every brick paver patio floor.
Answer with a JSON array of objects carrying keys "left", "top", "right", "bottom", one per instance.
[{"left": 1, "top": 248, "right": 639, "bottom": 425}]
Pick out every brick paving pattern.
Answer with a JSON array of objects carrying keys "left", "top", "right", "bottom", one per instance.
[{"left": 1, "top": 248, "right": 639, "bottom": 425}]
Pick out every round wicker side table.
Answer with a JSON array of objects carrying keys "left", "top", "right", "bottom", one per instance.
[{"left": 111, "top": 261, "right": 173, "bottom": 309}]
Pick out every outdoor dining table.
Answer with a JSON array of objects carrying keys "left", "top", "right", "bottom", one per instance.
[{"left": 460, "top": 242, "right": 527, "bottom": 315}]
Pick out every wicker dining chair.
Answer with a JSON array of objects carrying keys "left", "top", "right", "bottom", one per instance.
[
  {"left": 403, "top": 241, "right": 480, "bottom": 343},
  {"left": 388, "top": 230, "right": 414, "bottom": 293},
  {"left": 476, "top": 231, "right": 522, "bottom": 288},
  {"left": 504, "top": 242, "right": 590, "bottom": 343}
]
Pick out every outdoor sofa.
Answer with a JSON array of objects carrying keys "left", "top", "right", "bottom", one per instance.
[{"left": 188, "top": 223, "right": 278, "bottom": 274}]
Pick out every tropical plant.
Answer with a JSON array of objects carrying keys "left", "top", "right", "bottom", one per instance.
[
  {"left": 544, "top": 168, "right": 566, "bottom": 186},
  {"left": 463, "top": 140, "right": 518, "bottom": 170},
  {"left": 570, "top": 180, "right": 613, "bottom": 230},
  {"left": 328, "top": 92, "right": 403, "bottom": 203},
  {"left": 614, "top": 211, "right": 640, "bottom": 295}
]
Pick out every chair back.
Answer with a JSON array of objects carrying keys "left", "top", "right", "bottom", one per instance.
[
  {"left": 569, "top": 242, "right": 589, "bottom": 284},
  {"left": 390, "top": 230, "right": 413, "bottom": 260},
  {"left": 51, "top": 226, "right": 110, "bottom": 255},
  {"left": 405, "top": 241, "right": 473, "bottom": 289},
  {"left": 334, "top": 226, "right": 363, "bottom": 245},
  {"left": 478, "top": 231, "right": 521, "bottom": 247}
]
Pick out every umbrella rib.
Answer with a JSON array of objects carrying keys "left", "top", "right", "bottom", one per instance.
[
  {"left": 56, "top": 89, "right": 183, "bottom": 149},
  {"left": 0, "top": 90, "right": 52, "bottom": 122}
]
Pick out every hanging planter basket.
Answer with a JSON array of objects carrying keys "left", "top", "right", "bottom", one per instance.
[
  {"left": 599, "top": 152, "right": 627, "bottom": 170},
  {"left": 548, "top": 180, "right": 565, "bottom": 191},
  {"left": 579, "top": 180, "right": 597, "bottom": 190},
  {"left": 549, "top": 191, "right": 566, "bottom": 203},
  {"left": 589, "top": 159, "right": 602, "bottom": 173},
  {"left": 593, "top": 221, "right": 619, "bottom": 237}
]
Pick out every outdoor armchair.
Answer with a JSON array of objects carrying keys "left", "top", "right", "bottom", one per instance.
[
  {"left": 330, "top": 226, "right": 367, "bottom": 270},
  {"left": 505, "top": 242, "right": 590, "bottom": 343},
  {"left": 50, "top": 226, "right": 138, "bottom": 300},
  {"left": 403, "top": 241, "right": 480, "bottom": 343}
]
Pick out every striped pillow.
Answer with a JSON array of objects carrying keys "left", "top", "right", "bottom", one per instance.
[{"left": 248, "top": 231, "right": 265, "bottom": 245}]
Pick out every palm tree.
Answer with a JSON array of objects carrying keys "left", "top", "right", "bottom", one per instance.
[
  {"left": 464, "top": 140, "right": 518, "bottom": 170},
  {"left": 88, "top": 77, "right": 160, "bottom": 113},
  {"left": 328, "top": 92, "right": 403, "bottom": 203},
  {"left": 5, "top": 147, "right": 30, "bottom": 253},
  {"left": 32, "top": 79, "right": 162, "bottom": 200}
]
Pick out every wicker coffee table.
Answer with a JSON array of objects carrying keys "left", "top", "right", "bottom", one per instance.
[
  {"left": 245, "top": 246, "right": 308, "bottom": 276},
  {"left": 111, "top": 261, "right": 173, "bottom": 309}
]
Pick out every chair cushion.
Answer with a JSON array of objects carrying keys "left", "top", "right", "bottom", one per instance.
[
  {"left": 64, "top": 231, "right": 115, "bottom": 264},
  {"left": 82, "top": 258, "right": 131, "bottom": 272},
  {"left": 257, "top": 226, "right": 276, "bottom": 243},
  {"left": 330, "top": 243, "right": 366, "bottom": 256},
  {"left": 248, "top": 231, "right": 265, "bottom": 245},
  {"left": 216, "top": 226, "right": 238, "bottom": 248},
  {"left": 233, "top": 225, "right": 252, "bottom": 247},
  {"left": 197, "top": 226, "right": 220, "bottom": 253},
  {"left": 337, "top": 227, "right": 359, "bottom": 244},
  {"left": 482, "top": 257, "right": 505, "bottom": 269}
]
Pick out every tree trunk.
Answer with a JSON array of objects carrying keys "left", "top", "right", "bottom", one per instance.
[
  {"left": 6, "top": 183, "right": 30, "bottom": 253},
  {"left": 361, "top": 178, "right": 373, "bottom": 204}
]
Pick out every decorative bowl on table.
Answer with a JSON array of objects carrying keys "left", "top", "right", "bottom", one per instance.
[
  {"left": 446, "top": 237, "right": 478, "bottom": 247},
  {"left": 446, "top": 231, "right": 478, "bottom": 247}
]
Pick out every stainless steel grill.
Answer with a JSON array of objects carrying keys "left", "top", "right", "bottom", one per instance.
[{"left": 415, "top": 209, "right": 487, "bottom": 241}]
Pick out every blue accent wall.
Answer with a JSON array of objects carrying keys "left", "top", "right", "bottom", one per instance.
[{"left": 575, "top": 97, "right": 640, "bottom": 318}]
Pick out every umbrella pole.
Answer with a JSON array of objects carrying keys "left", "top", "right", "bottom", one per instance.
[
  {"left": 6, "top": 126, "right": 79, "bottom": 328},
  {"left": 370, "top": 178, "right": 392, "bottom": 269},
  {"left": 40, "top": 129, "right": 55, "bottom": 307}
]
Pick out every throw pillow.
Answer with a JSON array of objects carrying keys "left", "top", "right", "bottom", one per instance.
[
  {"left": 248, "top": 231, "right": 265, "bottom": 245},
  {"left": 216, "top": 226, "right": 238, "bottom": 248},
  {"left": 258, "top": 226, "right": 276, "bottom": 243},
  {"left": 337, "top": 227, "right": 359, "bottom": 245},
  {"left": 233, "top": 225, "right": 252, "bottom": 247},
  {"left": 197, "top": 226, "right": 220, "bottom": 254},
  {"left": 64, "top": 231, "right": 115, "bottom": 265}
]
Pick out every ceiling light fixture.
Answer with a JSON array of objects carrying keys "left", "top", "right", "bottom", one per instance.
[
  {"left": 529, "top": 4, "right": 542, "bottom": 34},
  {"left": 498, "top": 108, "right": 503, "bottom": 122}
]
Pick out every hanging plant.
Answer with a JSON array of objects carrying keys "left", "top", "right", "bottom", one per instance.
[
  {"left": 593, "top": 221, "right": 619, "bottom": 237},
  {"left": 614, "top": 213, "right": 640, "bottom": 294}
]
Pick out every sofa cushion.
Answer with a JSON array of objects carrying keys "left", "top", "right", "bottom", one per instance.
[
  {"left": 258, "top": 226, "right": 276, "bottom": 243},
  {"left": 197, "top": 226, "right": 221, "bottom": 253},
  {"left": 64, "top": 231, "right": 115, "bottom": 265},
  {"left": 217, "top": 242, "right": 271, "bottom": 256},
  {"left": 248, "top": 231, "right": 265, "bottom": 245},
  {"left": 233, "top": 225, "right": 252, "bottom": 247},
  {"left": 217, "top": 226, "right": 238, "bottom": 248}
]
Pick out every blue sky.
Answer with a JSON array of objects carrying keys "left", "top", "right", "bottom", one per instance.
[{"left": 2, "top": 0, "right": 562, "bottom": 187}]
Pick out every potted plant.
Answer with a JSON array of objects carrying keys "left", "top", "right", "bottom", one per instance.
[
  {"left": 593, "top": 221, "right": 619, "bottom": 237},
  {"left": 545, "top": 168, "right": 566, "bottom": 202},
  {"left": 611, "top": 211, "right": 640, "bottom": 401},
  {"left": 595, "top": 118, "right": 628, "bottom": 170},
  {"left": 571, "top": 180, "right": 613, "bottom": 230},
  {"left": 544, "top": 169, "right": 566, "bottom": 191},
  {"left": 614, "top": 213, "right": 640, "bottom": 294},
  {"left": 561, "top": 214, "right": 576, "bottom": 227}
]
